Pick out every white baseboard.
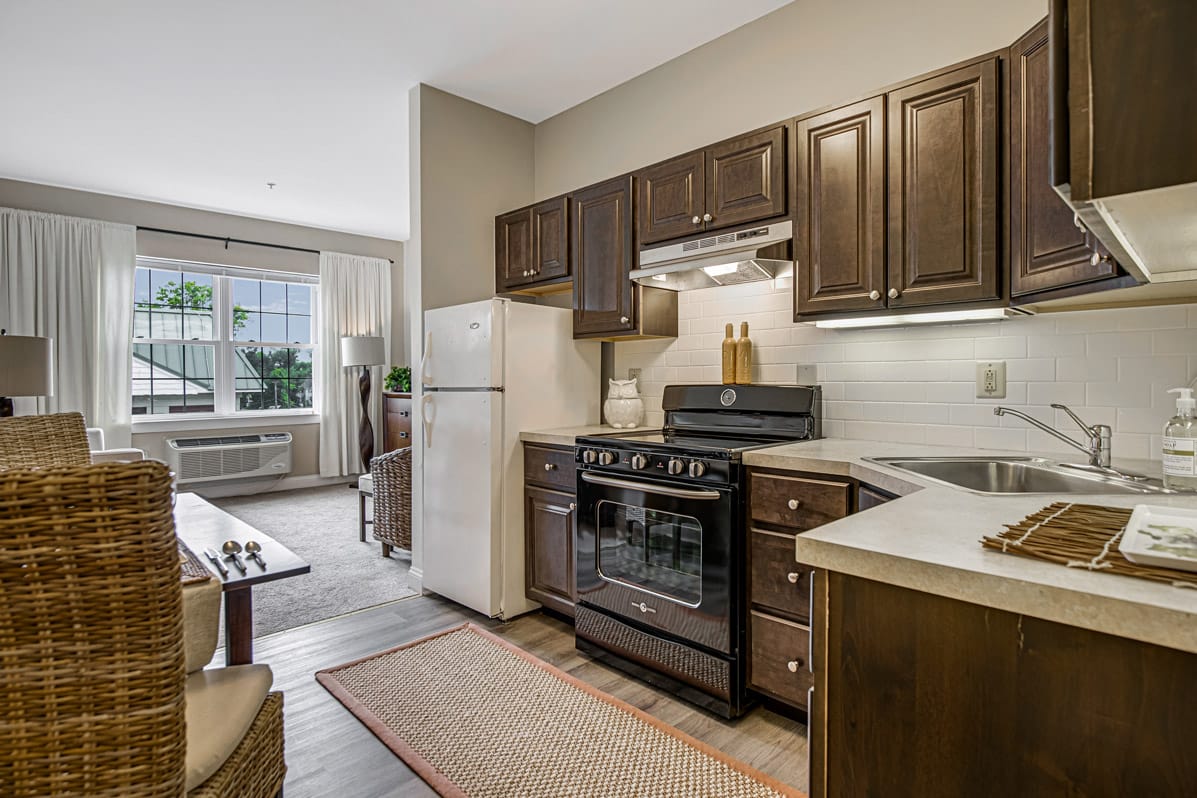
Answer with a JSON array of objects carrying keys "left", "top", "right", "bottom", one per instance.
[{"left": 184, "top": 472, "right": 357, "bottom": 498}]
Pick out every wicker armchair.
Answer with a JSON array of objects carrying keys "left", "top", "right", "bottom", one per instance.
[
  {"left": 369, "top": 447, "right": 412, "bottom": 557},
  {"left": 0, "top": 411, "right": 90, "bottom": 468},
  {"left": 0, "top": 461, "right": 286, "bottom": 797}
]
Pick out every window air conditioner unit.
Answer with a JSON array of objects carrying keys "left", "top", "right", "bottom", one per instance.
[{"left": 166, "top": 433, "right": 293, "bottom": 484}]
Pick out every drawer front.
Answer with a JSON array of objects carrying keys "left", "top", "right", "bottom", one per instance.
[
  {"left": 524, "top": 445, "right": 576, "bottom": 491},
  {"left": 749, "top": 610, "right": 813, "bottom": 708},
  {"left": 750, "top": 471, "right": 851, "bottom": 530},
  {"left": 750, "top": 529, "right": 812, "bottom": 620}
]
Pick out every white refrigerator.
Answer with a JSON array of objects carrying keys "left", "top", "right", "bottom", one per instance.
[{"left": 420, "top": 298, "right": 599, "bottom": 619}]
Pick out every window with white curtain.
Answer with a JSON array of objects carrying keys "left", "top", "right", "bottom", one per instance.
[{"left": 131, "top": 257, "right": 319, "bottom": 416}]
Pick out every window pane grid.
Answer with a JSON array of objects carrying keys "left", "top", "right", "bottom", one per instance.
[{"left": 131, "top": 264, "right": 317, "bottom": 416}]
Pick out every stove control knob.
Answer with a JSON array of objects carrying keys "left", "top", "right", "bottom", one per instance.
[
  {"left": 581, "top": 449, "right": 597, "bottom": 464},
  {"left": 630, "top": 454, "right": 649, "bottom": 470},
  {"left": 598, "top": 451, "right": 616, "bottom": 466},
  {"left": 667, "top": 458, "right": 685, "bottom": 476},
  {"left": 688, "top": 461, "right": 707, "bottom": 478}
]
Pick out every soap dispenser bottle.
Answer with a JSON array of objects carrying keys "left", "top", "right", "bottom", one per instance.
[{"left": 1163, "top": 388, "right": 1197, "bottom": 491}]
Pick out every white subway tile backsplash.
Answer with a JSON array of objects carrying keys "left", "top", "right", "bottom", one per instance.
[{"left": 611, "top": 282, "right": 1197, "bottom": 463}]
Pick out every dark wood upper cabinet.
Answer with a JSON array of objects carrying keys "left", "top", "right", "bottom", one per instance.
[
  {"left": 572, "top": 175, "right": 636, "bottom": 337},
  {"left": 637, "top": 126, "right": 787, "bottom": 246},
  {"left": 639, "top": 151, "right": 705, "bottom": 245},
  {"left": 886, "top": 58, "right": 1000, "bottom": 308},
  {"left": 705, "top": 126, "right": 787, "bottom": 231},
  {"left": 532, "top": 196, "right": 569, "bottom": 283},
  {"left": 495, "top": 207, "right": 533, "bottom": 291},
  {"left": 1009, "top": 19, "right": 1116, "bottom": 297},
  {"left": 495, "top": 195, "right": 571, "bottom": 295},
  {"left": 793, "top": 97, "right": 887, "bottom": 316}
]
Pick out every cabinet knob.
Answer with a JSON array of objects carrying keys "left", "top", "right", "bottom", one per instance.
[
  {"left": 888, "top": 288, "right": 901, "bottom": 299},
  {"left": 787, "top": 498, "right": 801, "bottom": 510},
  {"left": 787, "top": 571, "right": 800, "bottom": 584},
  {"left": 569, "top": 502, "right": 577, "bottom": 511},
  {"left": 544, "top": 463, "right": 557, "bottom": 471},
  {"left": 692, "top": 215, "right": 701, "bottom": 225},
  {"left": 787, "top": 659, "right": 803, "bottom": 673},
  {"left": 703, "top": 213, "right": 713, "bottom": 222},
  {"left": 868, "top": 290, "right": 881, "bottom": 301},
  {"left": 620, "top": 316, "right": 630, "bottom": 324},
  {"left": 1090, "top": 252, "right": 1112, "bottom": 267}
]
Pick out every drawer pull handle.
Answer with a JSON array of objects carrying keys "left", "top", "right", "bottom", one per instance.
[
  {"left": 787, "top": 499, "right": 801, "bottom": 510},
  {"left": 399, "top": 411, "right": 410, "bottom": 417},
  {"left": 544, "top": 463, "right": 557, "bottom": 471},
  {"left": 399, "top": 432, "right": 409, "bottom": 439},
  {"left": 786, "top": 571, "right": 800, "bottom": 584},
  {"left": 569, "top": 502, "right": 577, "bottom": 511},
  {"left": 787, "top": 659, "right": 804, "bottom": 673}
]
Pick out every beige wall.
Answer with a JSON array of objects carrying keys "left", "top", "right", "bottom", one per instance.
[
  {"left": 0, "top": 177, "right": 406, "bottom": 478},
  {"left": 414, "top": 85, "right": 534, "bottom": 312},
  {"left": 533, "top": 0, "right": 1046, "bottom": 199}
]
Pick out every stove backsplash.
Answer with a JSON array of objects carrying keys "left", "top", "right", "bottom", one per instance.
[{"left": 613, "top": 278, "right": 1197, "bottom": 462}]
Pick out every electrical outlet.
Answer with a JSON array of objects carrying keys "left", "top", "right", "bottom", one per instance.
[
  {"left": 796, "top": 364, "right": 818, "bottom": 384},
  {"left": 976, "top": 361, "right": 1007, "bottom": 399},
  {"left": 627, "top": 368, "right": 642, "bottom": 381}
]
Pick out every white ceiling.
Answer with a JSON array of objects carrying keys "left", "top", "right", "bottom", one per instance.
[{"left": 0, "top": 0, "right": 789, "bottom": 241}]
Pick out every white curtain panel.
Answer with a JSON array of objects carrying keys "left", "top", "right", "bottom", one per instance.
[
  {"left": 318, "top": 251, "right": 392, "bottom": 477},
  {"left": 0, "top": 207, "right": 136, "bottom": 446}
]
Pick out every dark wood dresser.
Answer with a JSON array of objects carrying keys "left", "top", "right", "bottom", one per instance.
[{"left": 382, "top": 393, "right": 412, "bottom": 452}]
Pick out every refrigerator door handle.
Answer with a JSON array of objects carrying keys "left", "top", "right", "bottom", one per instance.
[
  {"left": 420, "top": 331, "right": 433, "bottom": 388},
  {"left": 421, "top": 394, "right": 435, "bottom": 448}
]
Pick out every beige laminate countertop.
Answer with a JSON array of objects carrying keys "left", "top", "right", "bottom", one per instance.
[
  {"left": 519, "top": 425, "right": 624, "bottom": 446},
  {"left": 743, "top": 439, "right": 1197, "bottom": 655}
]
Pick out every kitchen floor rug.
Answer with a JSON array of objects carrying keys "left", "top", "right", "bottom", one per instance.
[{"left": 315, "top": 623, "right": 805, "bottom": 798}]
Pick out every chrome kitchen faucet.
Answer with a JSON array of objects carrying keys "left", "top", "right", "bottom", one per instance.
[{"left": 993, "top": 404, "right": 1112, "bottom": 469}]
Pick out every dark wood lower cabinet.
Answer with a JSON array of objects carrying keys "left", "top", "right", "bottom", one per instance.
[
  {"left": 382, "top": 393, "right": 412, "bottom": 452},
  {"left": 523, "top": 443, "right": 577, "bottom": 617},
  {"left": 809, "top": 572, "right": 1197, "bottom": 797}
]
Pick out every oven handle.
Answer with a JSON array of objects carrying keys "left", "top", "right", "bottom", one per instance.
[{"left": 580, "top": 471, "right": 723, "bottom": 501}]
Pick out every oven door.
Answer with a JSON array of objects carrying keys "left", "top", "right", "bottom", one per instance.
[{"left": 575, "top": 468, "right": 737, "bottom": 655}]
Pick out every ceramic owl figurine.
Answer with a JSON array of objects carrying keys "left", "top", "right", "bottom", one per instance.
[{"left": 603, "top": 378, "right": 644, "bottom": 429}]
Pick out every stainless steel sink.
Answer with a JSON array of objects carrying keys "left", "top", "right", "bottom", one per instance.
[{"left": 865, "top": 456, "right": 1168, "bottom": 495}]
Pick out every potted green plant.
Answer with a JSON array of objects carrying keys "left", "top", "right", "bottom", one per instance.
[{"left": 384, "top": 366, "right": 412, "bottom": 394}]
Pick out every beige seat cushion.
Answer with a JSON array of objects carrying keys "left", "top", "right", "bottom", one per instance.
[
  {"left": 184, "top": 664, "right": 274, "bottom": 791},
  {"left": 358, "top": 473, "right": 373, "bottom": 493},
  {"left": 182, "top": 579, "right": 222, "bottom": 673}
]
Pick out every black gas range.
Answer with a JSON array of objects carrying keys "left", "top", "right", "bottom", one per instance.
[{"left": 573, "top": 384, "right": 821, "bottom": 718}]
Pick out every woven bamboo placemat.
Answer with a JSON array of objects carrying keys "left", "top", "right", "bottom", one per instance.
[
  {"left": 982, "top": 502, "right": 1197, "bottom": 589},
  {"left": 178, "top": 541, "right": 212, "bottom": 585},
  {"left": 317, "top": 623, "right": 804, "bottom": 798}
]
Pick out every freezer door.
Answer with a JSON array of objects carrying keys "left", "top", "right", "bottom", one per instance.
[
  {"left": 422, "top": 299, "right": 504, "bottom": 389},
  {"left": 421, "top": 390, "right": 504, "bottom": 617}
]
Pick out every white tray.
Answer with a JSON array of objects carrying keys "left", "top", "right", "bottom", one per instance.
[{"left": 1119, "top": 504, "right": 1197, "bottom": 573}]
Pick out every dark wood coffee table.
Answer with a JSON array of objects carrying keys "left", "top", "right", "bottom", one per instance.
[{"left": 174, "top": 492, "right": 311, "bottom": 665}]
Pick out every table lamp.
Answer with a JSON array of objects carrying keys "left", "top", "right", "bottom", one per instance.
[
  {"left": 0, "top": 330, "right": 54, "bottom": 417},
  {"left": 340, "top": 335, "right": 386, "bottom": 471}
]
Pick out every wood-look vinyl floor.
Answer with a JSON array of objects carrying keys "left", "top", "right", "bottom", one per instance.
[{"left": 253, "top": 594, "right": 808, "bottom": 797}]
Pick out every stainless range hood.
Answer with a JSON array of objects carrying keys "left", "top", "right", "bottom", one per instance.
[{"left": 631, "top": 220, "right": 793, "bottom": 292}]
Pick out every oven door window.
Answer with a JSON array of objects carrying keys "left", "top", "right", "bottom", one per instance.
[{"left": 596, "top": 500, "right": 702, "bottom": 607}]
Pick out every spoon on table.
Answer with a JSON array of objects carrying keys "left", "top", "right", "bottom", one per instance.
[
  {"left": 244, "top": 540, "right": 267, "bottom": 570},
  {"left": 221, "top": 540, "right": 248, "bottom": 574}
]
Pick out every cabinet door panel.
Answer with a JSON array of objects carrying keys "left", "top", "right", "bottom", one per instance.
[
  {"left": 1010, "top": 20, "right": 1116, "bottom": 297},
  {"left": 749, "top": 610, "right": 813, "bottom": 708},
  {"left": 794, "top": 98, "right": 887, "bottom": 317},
  {"left": 533, "top": 196, "right": 570, "bottom": 282},
  {"left": 525, "top": 485, "right": 576, "bottom": 617},
  {"left": 706, "top": 126, "right": 787, "bottom": 230},
  {"left": 495, "top": 208, "right": 533, "bottom": 292},
  {"left": 887, "top": 59, "right": 1000, "bottom": 307},
  {"left": 639, "top": 151, "right": 704, "bottom": 245},
  {"left": 572, "top": 176, "right": 636, "bottom": 337}
]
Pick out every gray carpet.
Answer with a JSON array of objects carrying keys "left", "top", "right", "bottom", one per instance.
[{"left": 210, "top": 484, "right": 418, "bottom": 637}]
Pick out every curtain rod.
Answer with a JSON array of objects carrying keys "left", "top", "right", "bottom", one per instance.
[{"left": 137, "top": 226, "right": 395, "bottom": 264}]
